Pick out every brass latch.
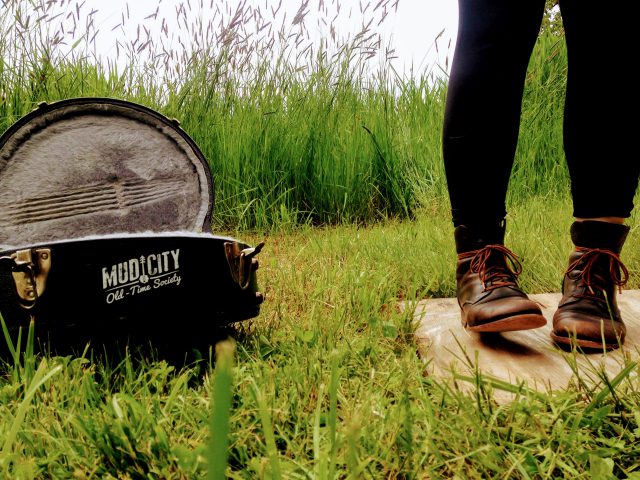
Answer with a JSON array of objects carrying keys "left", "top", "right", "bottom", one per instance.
[
  {"left": 3, "top": 248, "right": 51, "bottom": 309},
  {"left": 224, "top": 241, "right": 264, "bottom": 290}
]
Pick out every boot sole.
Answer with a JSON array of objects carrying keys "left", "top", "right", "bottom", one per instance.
[
  {"left": 466, "top": 313, "right": 547, "bottom": 333},
  {"left": 550, "top": 332, "right": 623, "bottom": 351}
]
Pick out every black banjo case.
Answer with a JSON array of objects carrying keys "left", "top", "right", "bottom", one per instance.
[{"left": 0, "top": 98, "right": 263, "bottom": 350}]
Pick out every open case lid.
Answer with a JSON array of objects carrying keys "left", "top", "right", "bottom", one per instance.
[{"left": 0, "top": 98, "right": 214, "bottom": 248}]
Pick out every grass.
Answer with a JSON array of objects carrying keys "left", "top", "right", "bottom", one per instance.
[
  {"left": 1, "top": 199, "right": 640, "bottom": 479},
  {"left": 1, "top": 0, "right": 569, "bottom": 229},
  {"left": 1, "top": 1, "right": 640, "bottom": 478}
]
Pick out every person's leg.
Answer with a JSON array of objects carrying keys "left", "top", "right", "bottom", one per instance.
[
  {"left": 443, "top": 0, "right": 546, "bottom": 232},
  {"left": 560, "top": 0, "right": 639, "bottom": 223},
  {"left": 444, "top": 0, "right": 547, "bottom": 331},
  {"left": 552, "top": 0, "right": 640, "bottom": 349}
]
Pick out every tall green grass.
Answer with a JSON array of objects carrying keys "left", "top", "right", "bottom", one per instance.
[{"left": 0, "top": 0, "right": 569, "bottom": 230}]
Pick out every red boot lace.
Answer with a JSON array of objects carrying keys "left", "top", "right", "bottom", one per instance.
[
  {"left": 458, "top": 244, "right": 523, "bottom": 292},
  {"left": 567, "top": 247, "right": 629, "bottom": 299}
]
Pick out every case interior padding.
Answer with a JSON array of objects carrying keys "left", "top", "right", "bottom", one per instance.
[{"left": 0, "top": 98, "right": 214, "bottom": 248}]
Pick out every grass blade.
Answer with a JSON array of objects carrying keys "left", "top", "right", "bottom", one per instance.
[
  {"left": 251, "top": 378, "right": 282, "bottom": 480},
  {"left": 207, "top": 340, "right": 235, "bottom": 480},
  {"left": 1, "top": 360, "right": 62, "bottom": 457}
]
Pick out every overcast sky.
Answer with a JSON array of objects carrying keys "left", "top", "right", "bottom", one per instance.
[{"left": 53, "top": 0, "right": 458, "bottom": 79}]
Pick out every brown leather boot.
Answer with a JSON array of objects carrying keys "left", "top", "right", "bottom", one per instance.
[
  {"left": 552, "top": 220, "right": 630, "bottom": 350},
  {"left": 455, "top": 224, "right": 546, "bottom": 332}
]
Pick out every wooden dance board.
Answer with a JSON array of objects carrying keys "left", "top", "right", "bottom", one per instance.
[{"left": 409, "top": 290, "right": 640, "bottom": 401}]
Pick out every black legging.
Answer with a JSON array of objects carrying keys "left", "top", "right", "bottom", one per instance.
[{"left": 443, "top": 0, "right": 639, "bottom": 228}]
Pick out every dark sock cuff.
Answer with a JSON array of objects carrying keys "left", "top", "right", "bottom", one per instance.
[
  {"left": 454, "top": 221, "right": 506, "bottom": 254},
  {"left": 570, "top": 220, "right": 630, "bottom": 253}
]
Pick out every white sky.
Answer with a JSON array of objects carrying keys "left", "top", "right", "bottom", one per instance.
[
  {"left": 376, "top": 0, "right": 458, "bottom": 77},
  {"left": 51, "top": 0, "right": 458, "bottom": 80}
]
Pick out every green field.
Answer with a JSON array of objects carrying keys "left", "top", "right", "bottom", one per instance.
[
  {"left": 1, "top": 2, "right": 640, "bottom": 479},
  {"left": 0, "top": 2, "right": 570, "bottom": 229}
]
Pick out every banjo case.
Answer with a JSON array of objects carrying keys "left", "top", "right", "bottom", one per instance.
[{"left": 0, "top": 98, "right": 263, "bottom": 347}]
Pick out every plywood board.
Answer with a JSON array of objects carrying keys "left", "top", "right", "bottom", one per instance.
[{"left": 410, "top": 290, "right": 640, "bottom": 401}]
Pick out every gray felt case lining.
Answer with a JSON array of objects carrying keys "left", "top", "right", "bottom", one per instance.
[{"left": 0, "top": 98, "right": 213, "bottom": 249}]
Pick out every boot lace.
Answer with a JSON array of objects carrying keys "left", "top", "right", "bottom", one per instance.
[
  {"left": 567, "top": 247, "right": 629, "bottom": 299},
  {"left": 459, "top": 244, "right": 523, "bottom": 292}
]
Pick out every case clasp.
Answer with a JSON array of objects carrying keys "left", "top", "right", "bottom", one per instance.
[
  {"left": 6, "top": 248, "right": 51, "bottom": 309},
  {"left": 224, "top": 241, "right": 264, "bottom": 290}
]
